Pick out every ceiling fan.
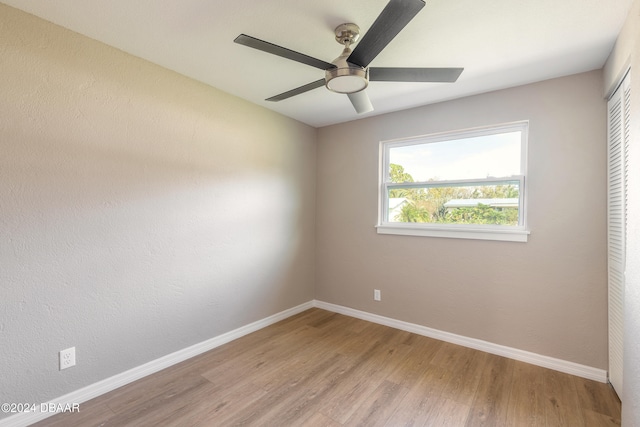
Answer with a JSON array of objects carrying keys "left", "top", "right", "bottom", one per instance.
[{"left": 234, "top": 0, "right": 463, "bottom": 114}]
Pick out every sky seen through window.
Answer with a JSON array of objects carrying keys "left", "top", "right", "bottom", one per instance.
[{"left": 389, "top": 131, "right": 522, "bottom": 181}]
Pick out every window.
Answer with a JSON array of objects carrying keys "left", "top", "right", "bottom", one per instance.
[{"left": 377, "top": 122, "right": 529, "bottom": 242}]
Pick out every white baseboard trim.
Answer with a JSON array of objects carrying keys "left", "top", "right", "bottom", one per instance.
[
  {"left": 313, "top": 300, "right": 608, "bottom": 383},
  {"left": 0, "top": 301, "right": 314, "bottom": 427}
]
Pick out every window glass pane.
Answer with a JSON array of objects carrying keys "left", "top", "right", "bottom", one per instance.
[
  {"left": 388, "top": 182, "right": 520, "bottom": 226},
  {"left": 388, "top": 131, "right": 521, "bottom": 182}
]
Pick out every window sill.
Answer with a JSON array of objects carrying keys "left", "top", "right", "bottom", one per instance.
[{"left": 376, "top": 224, "right": 530, "bottom": 242}]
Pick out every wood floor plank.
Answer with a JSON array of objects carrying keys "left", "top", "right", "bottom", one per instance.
[
  {"left": 426, "top": 396, "right": 473, "bottom": 426},
  {"left": 30, "top": 399, "right": 115, "bottom": 427},
  {"left": 544, "top": 369, "right": 585, "bottom": 427},
  {"left": 339, "top": 315, "right": 374, "bottom": 333},
  {"left": 220, "top": 352, "right": 348, "bottom": 426},
  {"left": 384, "top": 386, "right": 436, "bottom": 426},
  {"left": 440, "top": 347, "right": 488, "bottom": 406},
  {"left": 582, "top": 408, "right": 622, "bottom": 427},
  {"left": 574, "top": 376, "right": 622, "bottom": 421},
  {"left": 201, "top": 325, "right": 322, "bottom": 391},
  {"left": 385, "top": 385, "right": 471, "bottom": 426},
  {"left": 430, "top": 341, "right": 479, "bottom": 374},
  {"left": 298, "top": 411, "right": 343, "bottom": 427},
  {"left": 98, "top": 379, "right": 220, "bottom": 427},
  {"left": 255, "top": 343, "right": 341, "bottom": 392},
  {"left": 344, "top": 380, "right": 409, "bottom": 427},
  {"left": 465, "top": 353, "right": 514, "bottom": 427},
  {"left": 314, "top": 332, "right": 414, "bottom": 423},
  {"left": 105, "top": 372, "right": 215, "bottom": 417},
  {"left": 504, "top": 360, "right": 546, "bottom": 426},
  {"left": 383, "top": 360, "right": 453, "bottom": 426},
  {"left": 410, "top": 359, "right": 457, "bottom": 399},
  {"left": 30, "top": 309, "right": 621, "bottom": 427},
  {"left": 315, "top": 343, "right": 391, "bottom": 423},
  {"left": 160, "top": 381, "right": 267, "bottom": 427},
  {"left": 385, "top": 335, "right": 443, "bottom": 388},
  {"left": 258, "top": 359, "right": 355, "bottom": 427},
  {"left": 98, "top": 320, "right": 318, "bottom": 415},
  {"left": 335, "top": 321, "right": 396, "bottom": 357},
  {"left": 273, "top": 307, "right": 336, "bottom": 331}
]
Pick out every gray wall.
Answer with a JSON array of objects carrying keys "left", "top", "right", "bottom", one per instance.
[
  {"left": 0, "top": 4, "right": 316, "bottom": 411},
  {"left": 316, "top": 70, "right": 608, "bottom": 369},
  {"left": 604, "top": 0, "right": 640, "bottom": 424}
]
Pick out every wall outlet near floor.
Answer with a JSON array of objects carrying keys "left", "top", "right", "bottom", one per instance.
[
  {"left": 59, "top": 347, "right": 76, "bottom": 370},
  {"left": 374, "top": 289, "right": 381, "bottom": 301}
]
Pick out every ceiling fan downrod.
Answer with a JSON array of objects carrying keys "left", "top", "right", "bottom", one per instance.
[{"left": 325, "top": 23, "right": 369, "bottom": 94}]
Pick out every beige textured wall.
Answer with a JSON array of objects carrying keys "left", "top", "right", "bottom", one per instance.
[
  {"left": 0, "top": 3, "right": 315, "bottom": 410},
  {"left": 603, "top": 0, "right": 638, "bottom": 96},
  {"left": 316, "top": 70, "right": 607, "bottom": 369},
  {"left": 604, "top": 0, "right": 640, "bottom": 424}
]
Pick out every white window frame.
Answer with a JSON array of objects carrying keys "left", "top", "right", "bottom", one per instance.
[{"left": 376, "top": 121, "right": 530, "bottom": 242}]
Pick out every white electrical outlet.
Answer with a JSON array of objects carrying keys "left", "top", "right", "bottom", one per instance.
[
  {"left": 374, "top": 289, "right": 381, "bottom": 301},
  {"left": 59, "top": 347, "right": 76, "bottom": 370}
]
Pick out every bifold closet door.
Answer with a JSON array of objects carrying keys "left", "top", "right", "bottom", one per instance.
[{"left": 607, "top": 71, "right": 630, "bottom": 398}]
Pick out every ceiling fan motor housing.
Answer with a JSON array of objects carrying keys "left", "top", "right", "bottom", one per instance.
[{"left": 325, "top": 26, "right": 369, "bottom": 95}]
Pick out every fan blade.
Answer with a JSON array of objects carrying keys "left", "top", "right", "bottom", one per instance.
[
  {"left": 266, "top": 79, "right": 326, "bottom": 102},
  {"left": 369, "top": 67, "right": 464, "bottom": 82},
  {"left": 234, "top": 34, "right": 335, "bottom": 70},
  {"left": 347, "top": 0, "right": 425, "bottom": 68},
  {"left": 347, "top": 91, "right": 374, "bottom": 114}
]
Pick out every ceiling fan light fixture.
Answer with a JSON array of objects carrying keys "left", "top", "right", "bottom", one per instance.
[{"left": 325, "top": 67, "right": 368, "bottom": 94}]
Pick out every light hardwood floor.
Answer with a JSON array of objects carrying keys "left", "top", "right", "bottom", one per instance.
[{"left": 33, "top": 308, "right": 621, "bottom": 426}]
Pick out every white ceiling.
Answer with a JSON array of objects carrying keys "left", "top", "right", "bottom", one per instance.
[{"left": 2, "top": 0, "right": 633, "bottom": 127}]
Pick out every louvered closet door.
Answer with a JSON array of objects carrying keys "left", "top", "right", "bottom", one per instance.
[{"left": 607, "top": 72, "right": 630, "bottom": 398}]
